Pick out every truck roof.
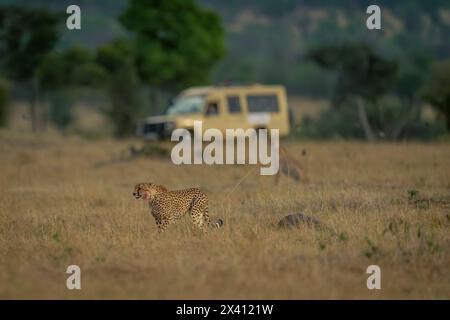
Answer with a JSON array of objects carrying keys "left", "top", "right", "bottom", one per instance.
[{"left": 179, "top": 84, "right": 284, "bottom": 97}]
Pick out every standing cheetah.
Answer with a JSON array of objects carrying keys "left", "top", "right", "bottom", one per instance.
[{"left": 133, "top": 183, "right": 223, "bottom": 232}]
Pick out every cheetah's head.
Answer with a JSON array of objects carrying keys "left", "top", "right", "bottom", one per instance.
[
  {"left": 133, "top": 183, "right": 167, "bottom": 201},
  {"left": 133, "top": 183, "right": 153, "bottom": 201}
]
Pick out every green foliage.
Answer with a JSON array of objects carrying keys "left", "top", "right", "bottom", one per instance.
[
  {"left": 95, "top": 0, "right": 227, "bottom": 137},
  {"left": 96, "top": 39, "right": 134, "bottom": 73},
  {"left": 38, "top": 46, "right": 108, "bottom": 130},
  {"left": 338, "top": 232, "right": 348, "bottom": 242},
  {"left": 207, "top": 1, "right": 449, "bottom": 97},
  {"left": 395, "top": 50, "right": 432, "bottom": 99},
  {"left": 0, "top": 1, "right": 447, "bottom": 140},
  {"left": 0, "top": 5, "right": 61, "bottom": 132},
  {"left": 72, "top": 62, "right": 107, "bottom": 87},
  {"left": 38, "top": 53, "right": 70, "bottom": 90},
  {"left": 302, "top": 43, "right": 448, "bottom": 141},
  {"left": 39, "top": 46, "right": 108, "bottom": 89},
  {"left": 407, "top": 189, "right": 419, "bottom": 200},
  {"left": 299, "top": 103, "right": 364, "bottom": 140},
  {"left": 0, "top": 78, "right": 9, "bottom": 127},
  {"left": 47, "top": 91, "right": 73, "bottom": 130},
  {"left": 120, "top": 0, "right": 225, "bottom": 89},
  {"left": 287, "top": 62, "right": 335, "bottom": 97},
  {"left": 422, "top": 60, "right": 450, "bottom": 130},
  {"left": 106, "top": 64, "right": 140, "bottom": 138},
  {"left": 299, "top": 98, "right": 446, "bottom": 141},
  {"left": 364, "top": 237, "right": 379, "bottom": 259},
  {"left": 4, "top": 1, "right": 447, "bottom": 100},
  {"left": 0, "top": 5, "right": 60, "bottom": 82},
  {"left": 307, "top": 43, "right": 398, "bottom": 103},
  {"left": 96, "top": 40, "right": 141, "bottom": 138}
]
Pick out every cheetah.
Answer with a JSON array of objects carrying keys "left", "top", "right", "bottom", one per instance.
[
  {"left": 275, "top": 144, "right": 309, "bottom": 185},
  {"left": 133, "top": 183, "right": 223, "bottom": 232}
]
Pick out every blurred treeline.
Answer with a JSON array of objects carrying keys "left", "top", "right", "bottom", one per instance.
[
  {"left": 205, "top": 0, "right": 450, "bottom": 140},
  {"left": 0, "top": 0, "right": 449, "bottom": 141},
  {"left": 0, "top": 0, "right": 224, "bottom": 137}
]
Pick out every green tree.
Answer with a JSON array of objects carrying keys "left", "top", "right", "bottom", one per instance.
[
  {"left": 307, "top": 43, "right": 398, "bottom": 141},
  {"left": 0, "top": 78, "right": 9, "bottom": 128},
  {"left": 422, "top": 60, "right": 450, "bottom": 130},
  {"left": 96, "top": 39, "right": 141, "bottom": 137},
  {"left": 0, "top": 5, "right": 60, "bottom": 132},
  {"left": 120, "top": 0, "right": 225, "bottom": 110},
  {"left": 38, "top": 46, "right": 107, "bottom": 130},
  {"left": 391, "top": 51, "right": 432, "bottom": 139}
]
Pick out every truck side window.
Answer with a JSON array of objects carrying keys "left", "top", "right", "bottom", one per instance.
[
  {"left": 205, "top": 101, "right": 219, "bottom": 116},
  {"left": 247, "top": 94, "right": 279, "bottom": 112},
  {"left": 227, "top": 96, "right": 241, "bottom": 113}
]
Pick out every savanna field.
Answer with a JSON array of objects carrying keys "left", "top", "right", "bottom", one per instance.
[
  {"left": 1, "top": 0, "right": 450, "bottom": 303},
  {"left": 1, "top": 124, "right": 449, "bottom": 299}
]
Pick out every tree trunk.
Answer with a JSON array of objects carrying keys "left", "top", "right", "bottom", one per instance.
[
  {"left": 149, "top": 87, "right": 161, "bottom": 115},
  {"left": 355, "top": 96, "right": 375, "bottom": 141},
  {"left": 41, "top": 92, "right": 49, "bottom": 132},
  {"left": 446, "top": 113, "right": 450, "bottom": 131},
  {"left": 29, "top": 76, "right": 40, "bottom": 133},
  {"left": 391, "top": 96, "right": 421, "bottom": 141}
]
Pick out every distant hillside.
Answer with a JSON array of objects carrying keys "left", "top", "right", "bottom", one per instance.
[
  {"left": 200, "top": 0, "right": 450, "bottom": 95},
  {"left": 1, "top": 0, "right": 449, "bottom": 96},
  {"left": 0, "top": 0, "right": 127, "bottom": 48}
]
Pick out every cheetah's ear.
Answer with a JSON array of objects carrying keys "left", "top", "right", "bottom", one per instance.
[{"left": 158, "top": 184, "right": 168, "bottom": 191}]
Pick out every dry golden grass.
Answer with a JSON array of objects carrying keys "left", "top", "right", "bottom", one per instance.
[{"left": 0, "top": 130, "right": 449, "bottom": 299}]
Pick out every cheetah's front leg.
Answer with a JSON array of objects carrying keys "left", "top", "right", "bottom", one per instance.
[{"left": 154, "top": 216, "right": 169, "bottom": 233}]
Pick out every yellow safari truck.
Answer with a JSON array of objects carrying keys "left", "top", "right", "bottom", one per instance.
[{"left": 137, "top": 84, "right": 291, "bottom": 139}]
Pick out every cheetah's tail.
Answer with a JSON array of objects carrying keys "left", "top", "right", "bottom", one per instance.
[{"left": 209, "top": 218, "right": 224, "bottom": 229}]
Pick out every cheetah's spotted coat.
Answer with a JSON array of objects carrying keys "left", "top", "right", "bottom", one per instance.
[{"left": 133, "top": 183, "right": 223, "bottom": 232}]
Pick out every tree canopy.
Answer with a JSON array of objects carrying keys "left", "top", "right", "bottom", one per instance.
[
  {"left": 306, "top": 43, "right": 398, "bottom": 140},
  {"left": 422, "top": 60, "right": 450, "bottom": 129},
  {"left": 120, "top": 0, "right": 225, "bottom": 89},
  {"left": 0, "top": 5, "right": 61, "bottom": 131},
  {"left": 0, "top": 5, "right": 60, "bottom": 82},
  {"left": 307, "top": 43, "right": 398, "bottom": 104}
]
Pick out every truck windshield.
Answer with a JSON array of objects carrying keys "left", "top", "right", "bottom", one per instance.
[{"left": 166, "top": 95, "right": 205, "bottom": 115}]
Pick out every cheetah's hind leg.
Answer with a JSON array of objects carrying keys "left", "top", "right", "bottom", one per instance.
[
  {"left": 190, "top": 200, "right": 207, "bottom": 232},
  {"left": 190, "top": 200, "right": 223, "bottom": 232}
]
